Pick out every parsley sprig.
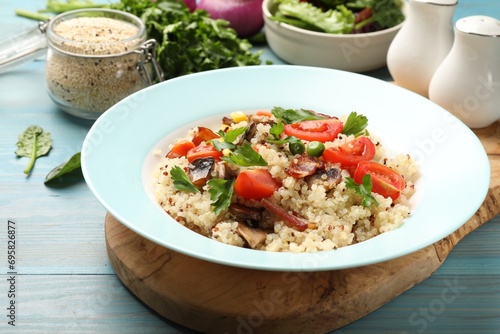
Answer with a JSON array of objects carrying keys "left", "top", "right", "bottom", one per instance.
[
  {"left": 170, "top": 166, "right": 199, "bottom": 193},
  {"left": 345, "top": 175, "right": 378, "bottom": 208},
  {"left": 342, "top": 112, "right": 369, "bottom": 137},
  {"left": 207, "top": 178, "right": 235, "bottom": 215},
  {"left": 222, "top": 143, "right": 268, "bottom": 167},
  {"left": 271, "top": 107, "right": 328, "bottom": 124}
]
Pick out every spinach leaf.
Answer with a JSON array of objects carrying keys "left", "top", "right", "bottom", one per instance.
[
  {"left": 345, "top": 175, "right": 379, "bottom": 208},
  {"left": 15, "top": 125, "right": 52, "bottom": 175},
  {"left": 170, "top": 166, "right": 199, "bottom": 193},
  {"left": 208, "top": 178, "right": 235, "bottom": 215},
  {"left": 44, "top": 152, "right": 81, "bottom": 184}
]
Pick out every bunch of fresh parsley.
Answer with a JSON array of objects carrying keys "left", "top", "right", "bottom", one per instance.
[{"left": 110, "top": 0, "right": 263, "bottom": 80}]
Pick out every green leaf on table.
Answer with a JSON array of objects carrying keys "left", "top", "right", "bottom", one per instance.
[
  {"left": 44, "top": 152, "right": 82, "bottom": 184},
  {"left": 15, "top": 125, "right": 52, "bottom": 175}
]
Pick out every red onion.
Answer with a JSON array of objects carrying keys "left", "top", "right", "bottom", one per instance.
[
  {"left": 197, "top": 0, "right": 264, "bottom": 38},
  {"left": 182, "top": 0, "right": 197, "bottom": 12}
]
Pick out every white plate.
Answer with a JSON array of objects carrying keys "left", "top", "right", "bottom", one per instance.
[{"left": 82, "top": 65, "right": 490, "bottom": 271}]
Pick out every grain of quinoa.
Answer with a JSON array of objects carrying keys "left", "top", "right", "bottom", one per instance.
[{"left": 46, "top": 16, "right": 146, "bottom": 115}]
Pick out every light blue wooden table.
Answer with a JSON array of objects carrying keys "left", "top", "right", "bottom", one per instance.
[{"left": 0, "top": 1, "right": 499, "bottom": 333}]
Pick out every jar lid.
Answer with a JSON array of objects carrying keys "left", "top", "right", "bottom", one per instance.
[{"left": 456, "top": 16, "right": 500, "bottom": 37}]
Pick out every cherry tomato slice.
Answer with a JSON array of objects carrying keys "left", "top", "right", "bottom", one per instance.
[
  {"left": 322, "top": 136, "right": 376, "bottom": 173},
  {"left": 166, "top": 140, "right": 195, "bottom": 159},
  {"left": 234, "top": 169, "right": 281, "bottom": 200},
  {"left": 353, "top": 161, "right": 405, "bottom": 201},
  {"left": 186, "top": 144, "right": 223, "bottom": 163},
  {"left": 283, "top": 119, "right": 343, "bottom": 143}
]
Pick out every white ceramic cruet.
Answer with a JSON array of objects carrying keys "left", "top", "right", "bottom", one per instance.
[
  {"left": 429, "top": 15, "right": 500, "bottom": 129},
  {"left": 386, "top": 0, "right": 458, "bottom": 97}
]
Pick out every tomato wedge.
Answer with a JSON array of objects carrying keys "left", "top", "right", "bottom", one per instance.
[
  {"left": 186, "top": 144, "right": 223, "bottom": 163},
  {"left": 353, "top": 161, "right": 405, "bottom": 201},
  {"left": 234, "top": 169, "right": 281, "bottom": 200},
  {"left": 322, "top": 136, "right": 376, "bottom": 174},
  {"left": 166, "top": 140, "right": 195, "bottom": 159},
  {"left": 283, "top": 119, "right": 343, "bottom": 143}
]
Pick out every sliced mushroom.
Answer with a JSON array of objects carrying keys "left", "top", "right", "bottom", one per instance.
[
  {"left": 215, "top": 161, "right": 234, "bottom": 180},
  {"left": 228, "top": 203, "right": 262, "bottom": 224},
  {"left": 306, "top": 167, "right": 342, "bottom": 190},
  {"left": 237, "top": 223, "right": 267, "bottom": 249},
  {"left": 188, "top": 157, "right": 215, "bottom": 188},
  {"left": 244, "top": 121, "right": 257, "bottom": 142},
  {"left": 285, "top": 154, "right": 320, "bottom": 178},
  {"left": 222, "top": 116, "right": 233, "bottom": 126}
]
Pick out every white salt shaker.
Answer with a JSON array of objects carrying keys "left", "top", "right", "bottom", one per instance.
[
  {"left": 429, "top": 16, "right": 500, "bottom": 129},
  {"left": 386, "top": 0, "right": 457, "bottom": 97}
]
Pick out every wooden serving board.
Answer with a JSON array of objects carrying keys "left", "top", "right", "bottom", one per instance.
[{"left": 105, "top": 121, "right": 499, "bottom": 334}]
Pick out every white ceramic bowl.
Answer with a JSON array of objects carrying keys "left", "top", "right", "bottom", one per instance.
[
  {"left": 82, "top": 65, "right": 490, "bottom": 272},
  {"left": 263, "top": 0, "right": 406, "bottom": 72}
]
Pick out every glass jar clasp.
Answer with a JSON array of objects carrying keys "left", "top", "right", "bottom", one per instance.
[{"left": 136, "top": 39, "right": 164, "bottom": 86}]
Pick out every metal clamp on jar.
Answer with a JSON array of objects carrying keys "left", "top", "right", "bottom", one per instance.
[{"left": 0, "top": 9, "right": 163, "bottom": 120}]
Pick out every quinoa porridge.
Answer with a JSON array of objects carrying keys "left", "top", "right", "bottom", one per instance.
[{"left": 153, "top": 108, "right": 419, "bottom": 253}]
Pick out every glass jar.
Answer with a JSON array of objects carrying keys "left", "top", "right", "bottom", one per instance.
[{"left": 43, "top": 9, "right": 162, "bottom": 120}]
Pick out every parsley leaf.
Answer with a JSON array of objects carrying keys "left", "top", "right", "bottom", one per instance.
[
  {"left": 208, "top": 178, "right": 235, "bottom": 215},
  {"left": 212, "top": 126, "right": 247, "bottom": 151},
  {"left": 110, "top": 0, "right": 263, "bottom": 80},
  {"left": 271, "top": 107, "right": 328, "bottom": 124},
  {"left": 223, "top": 127, "right": 247, "bottom": 143},
  {"left": 345, "top": 175, "right": 379, "bottom": 207},
  {"left": 342, "top": 112, "right": 368, "bottom": 137},
  {"left": 222, "top": 143, "right": 268, "bottom": 167},
  {"left": 170, "top": 166, "right": 199, "bottom": 193},
  {"left": 269, "top": 121, "right": 284, "bottom": 140}
]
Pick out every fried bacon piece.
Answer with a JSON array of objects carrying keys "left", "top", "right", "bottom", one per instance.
[
  {"left": 261, "top": 198, "right": 309, "bottom": 232},
  {"left": 285, "top": 154, "right": 320, "bottom": 178}
]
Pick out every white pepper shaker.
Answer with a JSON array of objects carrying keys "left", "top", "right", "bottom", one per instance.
[
  {"left": 387, "top": 0, "right": 457, "bottom": 97},
  {"left": 429, "top": 16, "right": 500, "bottom": 129}
]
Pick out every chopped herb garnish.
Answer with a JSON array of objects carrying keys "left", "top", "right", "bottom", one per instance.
[
  {"left": 208, "top": 178, "right": 235, "bottom": 215},
  {"left": 269, "top": 121, "right": 284, "bottom": 140},
  {"left": 212, "top": 126, "right": 247, "bottom": 151},
  {"left": 222, "top": 142, "right": 268, "bottom": 167},
  {"left": 170, "top": 166, "right": 199, "bottom": 193},
  {"left": 271, "top": 107, "right": 328, "bottom": 124},
  {"left": 222, "top": 127, "right": 247, "bottom": 143},
  {"left": 345, "top": 175, "right": 379, "bottom": 208},
  {"left": 342, "top": 111, "right": 369, "bottom": 137}
]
